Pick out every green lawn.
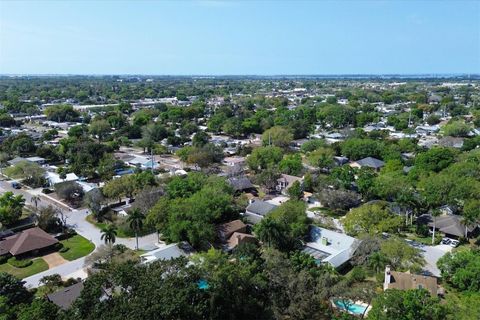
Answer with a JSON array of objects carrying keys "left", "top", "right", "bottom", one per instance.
[
  {"left": 59, "top": 235, "right": 95, "bottom": 261},
  {"left": 0, "top": 258, "right": 48, "bottom": 279}
]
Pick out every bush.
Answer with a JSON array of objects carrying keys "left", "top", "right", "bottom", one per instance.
[
  {"left": 42, "top": 188, "right": 53, "bottom": 194},
  {"left": 8, "top": 257, "right": 33, "bottom": 268},
  {"left": 59, "top": 247, "right": 70, "bottom": 253},
  {"left": 349, "top": 266, "right": 366, "bottom": 282},
  {"left": 415, "top": 224, "right": 429, "bottom": 237},
  {"left": 0, "top": 255, "right": 9, "bottom": 264}
]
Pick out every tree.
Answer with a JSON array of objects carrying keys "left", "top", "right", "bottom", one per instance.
[
  {"left": 30, "top": 195, "right": 41, "bottom": 211},
  {"left": 437, "top": 249, "right": 480, "bottom": 291},
  {"left": 0, "top": 272, "right": 32, "bottom": 307},
  {"left": 342, "top": 203, "right": 403, "bottom": 236},
  {"left": 307, "top": 147, "right": 335, "bottom": 169},
  {"left": 287, "top": 181, "right": 303, "bottom": 199},
  {"left": 127, "top": 208, "right": 145, "bottom": 250},
  {"left": 89, "top": 119, "right": 111, "bottom": 141},
  {"left": 44, "top": 104, "right": 79, "bottom": 122},
  {"left": 102, "top": 175, "right": 135, "bottom": 202},
  {"left": 101, "top": 224, "right": 117, "bottom": 245},
  {"left": 367, "top": 289, "right": 448, "bottom": 320},
  {"left": 261, "top": 126, "right": 293, "bottom": 149},
  {"left": 442, "top": 121, "right": 472, "bottom": 137},
  {"left": 247, "top": 146, "right": 283, "bottom": 173},
  {"left": 84, "top": 188, "right": 105, "bottom": 221},
  {"left": 255, "top": 217, "right": 287, "bottom": 249},
  {"left": 37, "top": 205, "right": 62, "bottom": 233},
  {"left": 340, "top": 138, "right": 384, "bottom": 161},
  {"left": 380, "top": 238, "right": 425, "bottom": 272},
  {"left": 4, "top": 161, "right": 46, "bottom": 187},
  {"left": 0, "top": 192, "right": 25, "bottom": 226},
  {"left": 55, "top": 181, "right": 84, "bottom": 205},
  {"left": 317, "top": 188, "right": 361, "bottom": 211},
  {"left": 39, "top": 274, "right": 63, "bottom": 294},
  {"left": 16, "top": 298, "right": 59, "bottom": 320},
  {"left": 279, "top": 153, "right": 303, "bottom": 176},
  {"left": 462, "top": 199, "right": 480, "bottom": 238}
]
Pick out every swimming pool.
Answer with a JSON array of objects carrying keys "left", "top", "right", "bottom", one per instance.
[
  {"left": 197, "top": 279, "right": 209, "bottom": 290},
  {"left": 333, "top": 299, "right": 368, "bottom": 315}
]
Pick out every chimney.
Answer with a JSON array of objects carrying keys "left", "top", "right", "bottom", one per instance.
[{"left": 384, "top": 265, "right": 392, "bottom": 291}]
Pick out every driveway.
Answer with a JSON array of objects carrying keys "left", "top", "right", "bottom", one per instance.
[
  {"left": 415, "top": 243, "right": 452, "bottom": 277},
  {"left": 42, "top": 252, "right": 68, "bottom": 268}
]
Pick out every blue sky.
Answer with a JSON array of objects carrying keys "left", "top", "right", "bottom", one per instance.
[{"left": 0, "top": 0, "right": 479, "bottom": 75}]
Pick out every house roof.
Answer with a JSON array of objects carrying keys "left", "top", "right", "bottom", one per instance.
[
  {"left": 304, "top": 226, "right": 358, "bottom": 268},
  {"left": 227, "top": 232, "right": 257, "bottom": 249},
  {"left": 386, "top": 271, "right": 437, "bottom": 296},
  {"left": 355, "top": 157, "right": 385, "bottom": 169},
  {"left": 246, "top": 200, "right": 278, "bottom": 216},
  {"left": 47, "top": 282, "right": 84, "bottom": 310},
  {"left": 140, "top": 243, "right": 193, "bottom": 264},
  {"left": 0, "top": 227, "right": 58, "bottom": 256},
  {"left": 217, "top": 220, "right": 246, "bottom": 240},
  {"left": 227, "top": 177, "right": 254, "bottom": 191},
  {"left": 418, "top": 214, "right": 476, "bottom": 237},
  {"left": 277, "top": 174, "right": 303, "bottom": 185}
]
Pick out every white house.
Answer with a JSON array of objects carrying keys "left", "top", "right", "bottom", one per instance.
[
  {"left": 303, "top": 226, "right": 359, "bottom": 268},
  {"left": 140, "top": 243, "right": 192, "bottom": 264}
]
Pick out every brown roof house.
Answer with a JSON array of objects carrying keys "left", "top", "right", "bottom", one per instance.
[
  {"left": 276, "top": 174, "right": 303, "bottom": 195},
  {"left": 0, "top": 227, "right": 58, "bottom": 257},
  {"left": 217, "top": 220, "right": 257, "bottom": 251},
  {"left": 383, "top": 266, "right": 438, "bottom": 296}
]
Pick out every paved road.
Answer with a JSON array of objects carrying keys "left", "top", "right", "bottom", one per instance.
[{"left": 0, "top": 180, "right": 159, "bottom": 287}]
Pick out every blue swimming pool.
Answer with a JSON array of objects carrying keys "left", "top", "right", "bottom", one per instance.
[
  {"left": 197, "top": 279, "right": 209, "bottom": 290},
  {"left": 333, "top": 300, "right": 368, "bottom": 315}
]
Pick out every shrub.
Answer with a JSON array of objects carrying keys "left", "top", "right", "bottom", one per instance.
[
  {"left": 8, "top": 257, "right": 33, "bottom": 268},
  {"left": 59, "top": 247, "right": 70, "bottom": 253},
  {"left": 42, "top": 188, "right": 53, "bottom": 194},
  {"left": 0, "top": 255, "right": 9, "bottom": 264}
]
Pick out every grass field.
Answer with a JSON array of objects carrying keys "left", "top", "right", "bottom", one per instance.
[
  {"left": 0, "top": 258, "right": 48, "bottom": 279},
  {"left": 59, "top": 235, "right": 95, "bottom": 261}
]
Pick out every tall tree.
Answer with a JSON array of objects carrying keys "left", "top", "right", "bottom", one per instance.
[
  {"left": 101, "top": 224, "right": 117, "bottom": 245},
  {"left": 127, "top": 208, "right": 145, "bottom": 250}
]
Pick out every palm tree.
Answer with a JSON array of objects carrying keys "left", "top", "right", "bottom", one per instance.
[
  {"left": 462, "top": 205, "right": 479, "bottom": 239},
  {"left": 254, "top": 218, "right": 285, "bottom": 249},
  {"left": 368, "top": 252, "right": 388, "bottom": 274},
  {"left": 30, "top": 195, "right": 41, "bottom": 211},
  {"left": 101, "top": 224, "right": 117, "bottom": 245},
  {"left": 127, "top": 208, "right": 145, "bottom": 250}
]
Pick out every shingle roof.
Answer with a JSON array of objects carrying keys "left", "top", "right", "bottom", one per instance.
[
  {"left": 217, "top": 220, "right": 247, "bottom": 240},
  {"left": 227, "top": 232, "right": 257, "bottom": 249},
  {"left": 246, "top": 201, "right": 278, "bottom": 216},
  {"left": 386, "top": 271, "right": 437, "bottom": 296},
  {"left": 228, "top": 177, "right": 254, "bottom": 191},
  {"left": 0, "top": 227, "right": 58, "bottom": 256},
  {"left": 47, "top": 282, "right": 84, "bottom": 310},
  {"left": 418, "top": 214, "right": 476, "bottom": 237},
  {"left": 356, "top": 157, "right": 385, "bottom": 169}
]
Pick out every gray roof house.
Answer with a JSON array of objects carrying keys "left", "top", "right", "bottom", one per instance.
[
  {"left": 47, "top": 282, "right": 84, "bottom": 310},
  {"left": 418, "top": 214, "right": 478, "bottom": 238},
  {"left": 140, "top": 242, "right": 193, "bottom": 264},
  {"left": 244, "top": 200, "right": 278, "bottom": 224},
  {"left": 350, "top": 157, "right": 385, "bottom": 171},
  {"left": 303, "top": 226, "right": 359, "bottom": 268}
]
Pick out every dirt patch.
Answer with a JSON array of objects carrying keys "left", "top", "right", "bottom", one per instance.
[{"left": 42, "top": 252, "right": 68, "bottom": 268}]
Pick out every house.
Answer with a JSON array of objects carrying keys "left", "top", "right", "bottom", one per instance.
[
  {"left": 47, "top": 282, "right": 84, "bottom": 310},
  {"left": 226, "top": 232, "right": 257, "bottom": 251},
  {"left": 383, "top": 266, "right": 438, "bottom": 296},
  {"left": 223, "top": 156, "right": 246, "bottom": 167},
  {"left": 217, "top": 220, "right": 247, "bottom": 242},
  {"left": 350, "top": 157, "right": 385, "bottom": 171},
  {"left": 140, "top": 242, "right": 193, "bottom": 264},
  {"left": 46, "top": 171, "right": 79, "bottom": 186},
  {"left": 417, "top": 214, "right": 478, "bottom": 239},
  {"left": 0, "top": 227, "right": 58, "bottom": 257},
  {"left": 25, "top": 156, "right": 47, "bottom": 165},
  {"left": 276, "top": 174, "right": 303, "bottom": 195},
  {"left": 227, "top": 176, "right": 256, "bottom": 193},
  {"left": 244, "top": 200, "right": 278, "bottom": 224},
  {"left": 438, "top": 137, "right": 464, "bottom": 149},
  {"left": 302, "top": 226, "right": 358, "bottom": 268}
]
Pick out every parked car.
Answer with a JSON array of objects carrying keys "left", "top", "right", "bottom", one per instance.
[
  {"left": 11, "top": 181, "right": 21, "bottom": 189},
  {"left": 449, "top": 240, "right": 460, "bottom": 248},
  {"left": 441, "top": 238, "right": 451, "bottom": 245}
]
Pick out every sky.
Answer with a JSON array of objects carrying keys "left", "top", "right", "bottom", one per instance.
[{"left": 0, "top": 0, "right": 479, "bottom": 75}]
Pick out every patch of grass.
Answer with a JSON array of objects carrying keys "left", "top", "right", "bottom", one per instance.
[
  {"left": 86, "top": 214, "right": 108, "bottom": 230},
  {"left": 0, "top": 258, "right": 48, "bottom": 279},
  {"left": 59, "top": 235, "right": 95, "bottom": 261}
]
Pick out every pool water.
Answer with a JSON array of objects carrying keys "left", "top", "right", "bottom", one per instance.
[
  {"left": 334, "top": 300, "right": 368, "bottom": 315},
  {"left": 197, "top": 279, "right": 209, "bottom": 290}
]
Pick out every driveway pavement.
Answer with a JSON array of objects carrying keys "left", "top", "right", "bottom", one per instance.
[{"left": 413, "top": 243, "right": 452, "bottom": 277}]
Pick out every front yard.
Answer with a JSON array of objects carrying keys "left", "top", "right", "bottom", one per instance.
[
  {"left": 59, "top": 234, "right": 95, "bottom": 261},
  {"left": 0, "top": 258, "right": 48, "bottom": 279}
]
